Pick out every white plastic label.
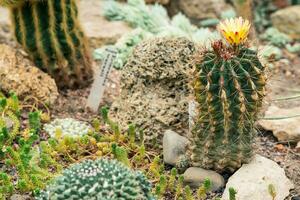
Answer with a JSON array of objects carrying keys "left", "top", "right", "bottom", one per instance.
[{"left": 86, "top": 48, "right": 117, "bottom": 112}]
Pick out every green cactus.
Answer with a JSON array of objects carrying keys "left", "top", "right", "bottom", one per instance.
[
  {"left": 2, "top": 0, "right": 93, "bottom": 89},
  {"left": 191, "top": 40, "right": 267, "bottom": 172},
  {"left": 36, "top": 159, "right": 155, "bottom": 200}
]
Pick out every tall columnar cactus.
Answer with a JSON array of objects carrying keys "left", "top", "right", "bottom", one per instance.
[
  {"left": 191, "top": 17, "right": 267, "bottom": 172},
  {"left": 36, "top": 159, "right": 155, "bottom": 200},
  {"left": 0, "top": 0, "right": 93, "bottom": 89}
]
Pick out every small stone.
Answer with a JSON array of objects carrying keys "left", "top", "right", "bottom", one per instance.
[
  {"left": 163, "top": 130, "right": 190, "bottom": 166},
  {"left": 259, "top": 105, "right": 300, "bottom": 142},
  {"left": 3, "top": 117, "right": 13, "bottom": 129},
  {"left": 183, "top": 167, "right": 225, "bottom": 191},
  {"left": 222, "top": 154, "right": 294, "bottom": 200},
  {"left": 10, "top": 194, "right": 31, "bottom": 200}
]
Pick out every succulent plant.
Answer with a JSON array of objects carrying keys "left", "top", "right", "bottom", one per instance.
[
  {"left": 36, "top": 159, "right": 155, "bottom": 200},
  {"left": 95, "top": 0, "right": 219, "bottom": 69},
  {"left": 1, "top": 0, "right": 93, "bottom": 88},
  {"left": 261, "top": 27, "right": 291, "bottom": 47},
  {"left": 191, "top": 18, "right": 267, "bottom": 172},
  {"left": 43, "top": 118, "right": 91, "bottom": 138}
]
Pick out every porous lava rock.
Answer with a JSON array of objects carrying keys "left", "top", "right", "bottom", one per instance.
[{"left": 111, "top": 37, "right": 196, "bottom": 142}]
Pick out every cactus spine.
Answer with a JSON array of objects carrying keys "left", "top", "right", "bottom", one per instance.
[
  {"left": 6, "top": 0, "right": 93, "bottom": 88},
  {"left": 191, "top": 18, "right": 267, "bottom": 172}
]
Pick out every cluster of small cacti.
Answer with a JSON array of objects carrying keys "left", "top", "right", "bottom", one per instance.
[
  {"left": 36, "top": 159, "right": 154, "bottom": 200},
  {"left": 43, "top": 118, "right": 92, "bottom": 138},
  {"left": 190, "top": 17, "right": 267, "bottom": 172},
  {"left": 0, "top": 0, "right": 93, "bottom": 89}
]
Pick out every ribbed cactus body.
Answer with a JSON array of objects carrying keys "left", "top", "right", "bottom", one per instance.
[
  {"left": 36, "top": 159, "right": 155, "bottom": 200},
  {"left": 191, "top": 42, "right": 266, "bottom": 172},
  {"left": 7, "top": 0, "right": 93, "bottom": 88}
]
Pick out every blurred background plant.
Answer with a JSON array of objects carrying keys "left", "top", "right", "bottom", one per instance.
[{"left": 94, "top": 0, "right": 220, "bottom": 69}]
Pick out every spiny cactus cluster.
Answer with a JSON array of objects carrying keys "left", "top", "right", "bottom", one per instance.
[
  {"left": 191, "top": 18, "right": 267, "bottom": 172},
  {"left": 36, "top": 159, "right": 155, "bottom": 200},
  {"left": 1, "top": 0, "right": 93, "bottom": 88}
]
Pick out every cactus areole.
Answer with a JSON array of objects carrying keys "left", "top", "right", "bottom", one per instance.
[
  {"left": 1, "top": 0, "right": 93, "bottom": 89},
  {"left": 191, "top": 17, "right": 267, "bottom": 172}
]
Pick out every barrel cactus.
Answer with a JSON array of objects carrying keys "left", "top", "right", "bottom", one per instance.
[
  {"left": 0, "top": 0, "right": 93, "bottom": 89},
  {"left": 191, "top": 17, "right": 267, "bottom": 172},
  {"left": 36, "top": 159, "right": 155, "bottom": 200}
]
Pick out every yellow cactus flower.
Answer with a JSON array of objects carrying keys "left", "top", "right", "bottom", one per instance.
[{"left": 218, "top": 17, "right": 251, "bottom": 46}]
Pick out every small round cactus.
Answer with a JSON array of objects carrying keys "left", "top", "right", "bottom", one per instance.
[
  {"left": 36, "top": 159, "right": 155, "bottom": 200},
  {"left": 43, "top": 118, "right": 91, "bottom": 138}
]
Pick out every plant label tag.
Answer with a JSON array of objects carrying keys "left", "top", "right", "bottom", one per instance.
[{"left": 86, "top": 48, "right": 117, "bottom": 112}]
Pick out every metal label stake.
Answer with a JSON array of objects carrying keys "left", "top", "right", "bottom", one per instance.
[{"left": 86, "top": 48, "right": 117, "bottom": 112}]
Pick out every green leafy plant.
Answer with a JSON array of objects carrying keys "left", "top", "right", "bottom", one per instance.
[
  {"left": 0, "top": 172, "right": 14, "bottom": 199},
  {"left": 184, "top": 185, "right": 194, "bottom": 200},
  {"left": 0, "top": 94, "right": 60, "bottom": 198},
  {"left": 29, "top": 111, "right": 41, "bottom": 133},
  {"left": 1, "top": 126, "right": 58, "bottom": 197},
  {"left": 111, "top": 143, "right": 131, "bottom": 166},
  {"left": 197, "top": 178, "right": 212, "bottom": 200},
  {"left": 268, "top": 184, "right": 277, "bottom": 200},
  {"left": 229, "top": 187, "right": 237, "bottom": 200},
  {"left": 0, "top": 93, "right": 20, "bottom": 139}
]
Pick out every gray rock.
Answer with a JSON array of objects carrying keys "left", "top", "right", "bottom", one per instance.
[
  {"left": 3, "top": 117, "right": 13, "bottom": 129},
  {"left": 79, "top": 0, "right": 131, "bottom": 48},
  {"left": 259, "top": 105, "right": 300, "bottom": 142},
  {"left": 169, "top": 0, "right": 231, "bottom": 20},
  {"left": 271, "top": 6, "right": 300, "bottom": 39},
  {"left": 163, "top": 130, "right": 190, "bottom": 166},
  {"left": 183, "top": 167, "right": 225, "bottom": 191},
  {"left": 222, "top": 154, "right": 294, "bottom": 200},
  {"left": 10, "top": 194, "right": 31, "bottom": 200}
]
